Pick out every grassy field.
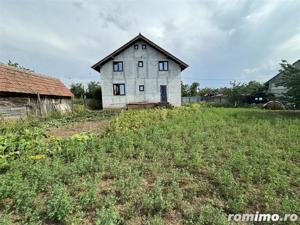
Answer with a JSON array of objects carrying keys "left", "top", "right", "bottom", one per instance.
[{"left": 0, "top": 106, "right": 299, "bottom": 224}]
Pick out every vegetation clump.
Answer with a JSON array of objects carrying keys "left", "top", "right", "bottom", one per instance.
[{"left": 0, "top": 106, "right": 299, "bottom": 224}]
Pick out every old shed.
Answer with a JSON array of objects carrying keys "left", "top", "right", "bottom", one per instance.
[{"left": 0, "top": 64, "right": 73, "bottom": 118}]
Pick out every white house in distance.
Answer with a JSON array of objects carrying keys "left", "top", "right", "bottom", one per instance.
[
  {"left": 91, "top": 33, "right": 188, "bottom": 109},
  {"left": 265, "top": 59, "right": 300, "bottom": 97}
]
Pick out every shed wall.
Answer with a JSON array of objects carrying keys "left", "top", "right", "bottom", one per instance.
[{"left": 0, "top": 94, "right": 72, "bottom": 118}]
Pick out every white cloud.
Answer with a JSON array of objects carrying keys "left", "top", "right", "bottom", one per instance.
[
  {"left": 273, "top": 32, "right": 300, "bottom": 61},
  {"left": 0, "top": 0, "right": 299, "bottom": 87}
]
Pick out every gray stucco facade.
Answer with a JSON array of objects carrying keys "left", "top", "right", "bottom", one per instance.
[{"left": 92, "top": 34, "right": 188, "bottom": 109}]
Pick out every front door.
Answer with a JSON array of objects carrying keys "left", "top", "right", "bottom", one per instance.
[{"left": 160, "top": 85, "right": 167, "bottom": 102}]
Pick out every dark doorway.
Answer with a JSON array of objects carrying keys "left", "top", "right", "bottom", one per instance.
[{"left": 160, "top": 85, "right": 167, "bottom": 102}]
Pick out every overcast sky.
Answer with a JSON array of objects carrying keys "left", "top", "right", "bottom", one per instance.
[{"left": 0, "top": 0, "right": 300, "bottom": 88}]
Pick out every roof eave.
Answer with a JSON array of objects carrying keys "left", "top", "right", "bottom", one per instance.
[{"left": 91, "top": 34, "right": 189, "bottom": 73}]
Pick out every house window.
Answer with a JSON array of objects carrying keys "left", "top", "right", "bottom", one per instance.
[
  {"left": 159, "top": 61, "right": 168, "bottom": 71},
  {"left": 138, "top": 61, "right": 143, "bottom": 67},
  {"left": 113, "top": 83, "right": 125, "bottom": 96},
  {"left": 139, "top": 85, "right": 144, "bottom": 91},
  {"left": 113, "top": 61, "right": 123, "bottom": 72},
  {"left": 142, "top": 44, "right": 146, "bottom": 49},
  {"left": 134, "top": 44, "right": 138, "bottom": 49}
]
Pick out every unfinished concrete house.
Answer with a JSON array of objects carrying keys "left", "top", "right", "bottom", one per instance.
[
  {"left": 0, "top": 64, "right": 73, "bottom": 118},
  {"left": 92, "top": 33, "right": 188, "bottom": 109}
]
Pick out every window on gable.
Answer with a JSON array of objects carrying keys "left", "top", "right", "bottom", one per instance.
[
  {"left": 138, "top": 61, "right": 143, "bottom": 67},
  {"left": 113, "top": 61, "right": 123, "bottom": 72},
  {"left": 113, "top": 83, "right": 125, "bottom": 96},
  {"left": 142, "top": 44, "right": 146, "bottom": 49},
  {"left": 159, "top": 61, "right": 168, "bottom": 71},
  {"left": 139, "top": 85, "right": 144, "bottom": 91},
  {"left": 134, "top": 44, "right": 138, "bottom": 49}
]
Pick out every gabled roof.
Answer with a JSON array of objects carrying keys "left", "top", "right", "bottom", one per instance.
[
  {"left": 91, "top": 33, "right": 189, "bottom": 72},
  {"left": 0, "top": 64, "right": 73, "bottom": 97},
  {"left": 265, "top": 59, "right": 300, "bottom": 84}
]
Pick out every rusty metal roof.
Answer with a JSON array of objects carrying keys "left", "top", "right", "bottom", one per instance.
[{"left": 0, "top": 64, "right": 73, "bottom": 97}]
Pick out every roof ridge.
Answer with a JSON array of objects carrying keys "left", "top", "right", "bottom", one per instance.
[
  {"left": 292, "top": 58, "right": 300, "bottom": 65},
  {"left": 91, "top": 34, "right": 189, "bottom": 72},
  {"left": 0, "top": 63, "right": 62, "bottom": 82},
  {"left": 0, "top": 63, "right": 73, "bottom": 97}
]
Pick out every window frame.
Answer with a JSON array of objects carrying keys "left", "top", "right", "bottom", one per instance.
[
  {"left": 113, "top": 61, "right": 123, "bottom": 72},
  {"left": 113, "top": 83, "right": 126, "bottom": 96},
  {"left": 142, "top": 44, "right": 146, "bottom": 49},
  {"left": 139, "top": 85, "right": 144, "bottom": 92},
  {"left": 158, "top": 61, "right": 168, "bottom": 71},
  {"left": 134, "top": 44, "right": 139, "bottom": 49},
  {"left": 138, "top": 61, "right": 143, "bottom": 67}
]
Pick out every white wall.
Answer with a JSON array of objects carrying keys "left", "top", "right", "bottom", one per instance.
[
  {"left": 100, "top": 41, "right": 181, "bottom": 108},
  {"left": 267, "top": 76, "right": 288, "bottom": 97}
]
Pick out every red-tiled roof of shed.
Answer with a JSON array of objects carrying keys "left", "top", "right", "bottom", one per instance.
[{"left": 0, "top": 64, "right": 73, "bottom": 97}]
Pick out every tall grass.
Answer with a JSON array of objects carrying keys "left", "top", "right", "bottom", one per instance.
[{"left": 0, "top": 106, "right": 299, "bottom": 224}]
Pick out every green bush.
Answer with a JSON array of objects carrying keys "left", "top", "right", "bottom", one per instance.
[
  {"left": 87, "top": 98, "right": 103, "bottom": 110},
  {"left": 47, "top": 185, "right": 72, "bottom": 223},
  {"left": 95, "top": 197, "right": 121, "bottom": 225},
  {"left": 197, "top": 204, "right": 228, "bottom": 225},
  {"left": 0, "top": 107, "right": 299, "bottom": 223}
]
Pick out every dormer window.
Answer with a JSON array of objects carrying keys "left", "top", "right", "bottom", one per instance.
[
  {"left": 113, "top": 61, "right": 123, "bottom": 72},
  {"left": 142, "top": 44, "right": 146, "bottom": 49},
  {"left": 134, "top": 44, "right": 138, "bottom": 49}
]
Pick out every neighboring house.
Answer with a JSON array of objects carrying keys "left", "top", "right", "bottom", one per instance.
[
  {"left": 0, "top": 64, "right": 73, "bottom": 118},
  {"left": 265, "top": 59, "right": 300, "bottom": 97},
  {"left": 91, "top": 33, "right": 188, "bottom": 108}
]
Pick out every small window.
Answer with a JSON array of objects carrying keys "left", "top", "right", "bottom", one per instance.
[
  {"left": 142, "top": 44, "right": 146, "bottom": 49},
  {"left": 138, "top": 61, "right": 143, "bottom": 67},
  {"left": 113, "top": 84, "right": 125, "bottom": 96},
  {"left": 139, "top": 85, "right": 144, "bottom": 91},
  {"left": 134, "top": 44, "right": 138, "bottom": 49},
  {"left": 159, "top": 61, "right": 168, "bottom": 71},
  {"left": 113, "top": 61, "right": 123, "bottom": 72}
]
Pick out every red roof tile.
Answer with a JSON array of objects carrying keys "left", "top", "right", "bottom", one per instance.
[{"left": 0, "top": 64, "right": 73, "bottom": 97}]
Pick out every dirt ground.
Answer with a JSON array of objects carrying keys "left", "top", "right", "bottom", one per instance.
[{"left": 47, "top": 120, "right": 109, "bottom": 138}]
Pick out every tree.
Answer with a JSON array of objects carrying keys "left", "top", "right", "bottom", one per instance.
[
  {"left": 244, "top": 81, "right": 267, "bottom": 94},
  {"left": 181, "top": 82, "right": 201, "bottom": 96},
  {"left": 181, "top": 81, "right": 189, "bottom": 97},
  {"left": 86, "top": 81, "right": 102, "bottom": 99},
  {"left": 198, "top": 87, "right": 217, "bottom": 96},
  {"left": 227, "top": 81, "right": 246, "bottom": 107},
  {"left": 227, "top": 80, "right": 267, "bottom": 106},
  {"left": 189, "top": 82, "right": 200, "bottom": 96},
  {"left": 277, "top": 60, "right": 300, "bottom": 108},
  {"left": 86, "top": 81, "right": 102, "bottom": 110},
  {"left": 218, "top": 87, "right": 231, "bottom": 96},
  {"left": 7, "top": 60, "right": 33, "bottom": 72},
  {"left": 70, "top": 83, "right": 85, "bottom": 98}
]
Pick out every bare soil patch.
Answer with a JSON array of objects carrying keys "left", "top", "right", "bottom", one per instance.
[{"left": 47, "top": 120, "right": 109, "bottom": 138}]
